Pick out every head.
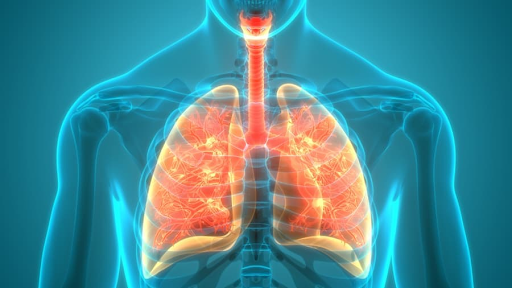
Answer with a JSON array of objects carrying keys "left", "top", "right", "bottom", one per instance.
[{"left": 207, "top": 0, "right": 307, "bottom": 37}]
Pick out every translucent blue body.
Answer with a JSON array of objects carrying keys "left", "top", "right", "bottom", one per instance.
[{"left": 39, "top": 1, "right": 473, "bottom": 287}]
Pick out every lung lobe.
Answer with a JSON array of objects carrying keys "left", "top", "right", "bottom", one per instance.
[
  {"left": 267, "top": 84, "right": 373, "bottom": 278},
  {"left": 141, "top": 85, "right": 245, "bottom": 278}
]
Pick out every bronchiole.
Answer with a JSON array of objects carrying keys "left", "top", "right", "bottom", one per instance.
[
  {"left": 141, "top": 10, "right": 372, "bottom": 284},
  {"left": 142, "top": 87, "right": 246, "bottom": 278},
  {"left": 274, "top": 105, "right": 368, "bottom": 248},
  {"left": 150, "top": 105, "right": 236, "bottom": 249},
  {"left": 267, "top": 84, "right": 372, "bottom": 278}
]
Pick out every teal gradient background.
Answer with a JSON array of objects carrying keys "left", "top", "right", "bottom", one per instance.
[{"left": 2, "top": 0, "right": 510, "bottom": 287}]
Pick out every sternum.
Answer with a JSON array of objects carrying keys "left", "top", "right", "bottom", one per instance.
[{"left": 246, "top": 44, "right": 267, "bottom": 145}]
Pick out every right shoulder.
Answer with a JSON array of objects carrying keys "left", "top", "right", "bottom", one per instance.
[{"left": 66, "top": 72, "right": 134, "bottom": 118}]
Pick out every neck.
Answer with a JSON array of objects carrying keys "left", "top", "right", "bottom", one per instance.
[
  {"left": 202, "top": 2, "right": 309, "bottom": 41},
  {"left": 201, "top": 4, "right": 309, "bottom": 145}
]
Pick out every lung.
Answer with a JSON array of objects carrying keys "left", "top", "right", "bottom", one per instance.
[
  {"left": 267, "top": 84, "right": 372, "bottom": 278},
  {"left": 141, "top": 85, "right": 245, "bottom": 278},
  {"left": 141, "top": 83, "right": 372, "bottom": 279}
]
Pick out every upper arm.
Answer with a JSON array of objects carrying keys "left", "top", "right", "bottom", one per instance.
[
  {"left": 39, "top": 118, "right": 81, "bottom": 287},
  {"left": 429, "top": 110, "right": 473, "bottom": 287},
  {"left": 39, "top": 100, "right": 120, "bottom": 288},
  {"left": 393, "top": 90, "right": 473, "bottom": 287}
]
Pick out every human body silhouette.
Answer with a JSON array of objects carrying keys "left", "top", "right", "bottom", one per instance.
[{"left": 40, "top": 1, "right": 473, "bottom": 287}]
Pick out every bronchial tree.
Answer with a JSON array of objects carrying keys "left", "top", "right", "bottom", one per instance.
[
  {"left": 142, "top": 14, "right": 371, "bottom": 286},
  {"left": 39, "top": 2, "right": 474, "bottom": 288}
]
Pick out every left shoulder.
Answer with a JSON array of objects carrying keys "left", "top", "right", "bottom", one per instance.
[{"left": 381, "top": 72, "right": 449, "bottom": 122}]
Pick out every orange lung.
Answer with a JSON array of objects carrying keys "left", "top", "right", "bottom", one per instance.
[
  {"left": 142, "top": 83, "right": 372, "bottom": 279},
  {"left": 267, "top": 84, "right": 372, "bottom": 278},
  {"left": 141, "top": 85, "right": 245, "bottom": 278}
]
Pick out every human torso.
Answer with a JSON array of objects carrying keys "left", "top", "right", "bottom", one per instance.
[{"left": 88, "top": 29, "right": 424, "bottom": 287}]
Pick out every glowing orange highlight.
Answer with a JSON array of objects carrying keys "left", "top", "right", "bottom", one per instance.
[
  {"left": 142, "top": 86, "right": 245, "bottom": 277},
  {"left": 240, "top": 13, "right": 273, "bottom": 145},
  {"left": 269, "top": 108, "right": 368, "bottom": 244},
  {"left": 268, "top": 84, "right": 372, "bottom": 278},
  {"left": 150, "top": 108, "right": 235, "bottom": 249}
]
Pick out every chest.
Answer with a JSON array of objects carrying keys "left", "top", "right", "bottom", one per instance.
[{"left": 140, "top": 83, "right": 373, "bottom": 279}]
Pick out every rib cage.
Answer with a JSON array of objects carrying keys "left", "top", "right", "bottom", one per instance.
[
  {"left": 141, "top": 86, "right": 246, "bottom": 278},
  {"left": 141, "top": 84, "right": 372, "bottom": 279},
  {"left": 267, "top": 84, "right": 372, "bottom": 277}
]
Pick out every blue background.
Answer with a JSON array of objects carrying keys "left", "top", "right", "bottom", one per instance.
[{"left": 2, "top": 0, "right": 510, "bottom": 287}]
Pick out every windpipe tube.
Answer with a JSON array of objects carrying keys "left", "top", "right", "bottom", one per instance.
[{"left": 240, "top": 12, "right": 273, "bottom": 145}]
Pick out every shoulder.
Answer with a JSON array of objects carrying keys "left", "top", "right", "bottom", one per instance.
[
  {"left": 383, "top": 73, "right": 449, "bottom": 123},
  {"left": 312, "top": 30, "right": 448, "bottom": 119},
  {"left": 64, "top": 31, "right": 206, "bottom": 122}
]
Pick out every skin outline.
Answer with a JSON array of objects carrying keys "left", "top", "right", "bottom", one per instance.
[
  {"left": 38, "top": 1, "right": 474, "bottom": 287},
  {"left": 206, "top": 0, "right": 306, "bottom": 38}
]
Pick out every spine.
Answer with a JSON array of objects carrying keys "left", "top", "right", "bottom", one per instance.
[
  {"left": 241, "top": 146, "right": 272, "bottom": 288},
  {"left": 239, "top": 13, "right": 274, "bottom": 288}
]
